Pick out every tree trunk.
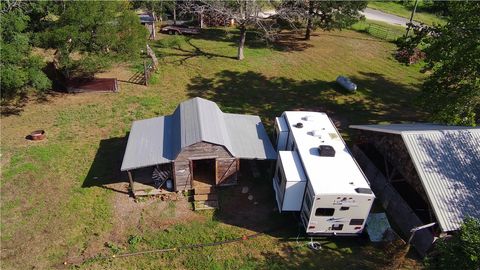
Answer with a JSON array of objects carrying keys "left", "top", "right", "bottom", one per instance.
[
  {"left": 237, "top": 25, "right": 246, "bottom": 60},
  {"left": 305, "top": 0, "right": 314, "bottom": 40},
  {"left": 200, "top": 12, "right": 204, "bottom": 28}
]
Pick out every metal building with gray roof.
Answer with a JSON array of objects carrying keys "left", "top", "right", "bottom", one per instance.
[
  {"left": 350, "top": 123, "right": 480, "bottom": 233},
  {"left": 121, "top": 97, "right": 276, "bottom": 198}
]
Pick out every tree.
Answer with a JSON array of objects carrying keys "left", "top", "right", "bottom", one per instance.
[
  {"left": 0, "top": 1, "right": 51, "bottom": 100},
  {"left": 420, "top": 1, "right": 480, "bottom": 126},
  {"left": 182, "top": 0, "right": 294, "bottom": 60},
  {"left": 38, "top": 1, "right": 148, "bottom": 78},
  {"left": 303, "top": 0, "right": 367, "bottom": 40},
  {"left": 131, "top": 0, "right": 176, "bottom": 22},
  {"left": 426, "top": 217, "right": 480, "bottom": 270}
]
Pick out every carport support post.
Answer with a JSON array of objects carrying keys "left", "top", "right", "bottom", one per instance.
[{"left": 127, "top": 170, "right": 135, "bottom": 197}]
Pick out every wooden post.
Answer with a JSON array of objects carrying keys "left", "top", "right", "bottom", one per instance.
[
  {"left": 143, "top": 59, "right": 148, "bottom": 86},
  {"left": 128, "top": 170, "right": 135, "bottom": 197}
]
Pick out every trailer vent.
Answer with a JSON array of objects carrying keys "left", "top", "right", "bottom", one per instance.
[
  {"left": 294, "top": 122, "right": 303, "bottom": 128},
  {"left": 310, "top": 130, "right": 322, "bottom": 138},
  {"left": 355, "top": 188, "right": 373, "bottom": 194},
  {"left": 319, "top": 145, "right": 335, "bottom": 157},
  {"left": 302, "top": 115, "right": 313, "bottom": 121}
]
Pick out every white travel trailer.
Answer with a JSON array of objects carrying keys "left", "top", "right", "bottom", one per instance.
[{"left": 273, "top": 111, "right": 375, "bottom": 235}]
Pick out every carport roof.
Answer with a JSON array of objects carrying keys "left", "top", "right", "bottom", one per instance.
[
  {"left": 350, "top": 123, "right": 480, "bottom": 232},
  {"left": 121, "top": 97, "right": 276, "bottom": 171}
]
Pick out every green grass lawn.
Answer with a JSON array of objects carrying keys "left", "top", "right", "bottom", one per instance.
[
  {"left": 368, "top": 1, "right": 446, "bottom": 26},
  {"left": 1, "top": 28, "right": 426, "bottom": 269}
]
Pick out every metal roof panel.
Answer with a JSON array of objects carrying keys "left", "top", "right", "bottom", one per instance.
[
  {"left": 120, "top": 116, "right": 173, "bottom": 171},
  {"left": 402, "top": 129, "right": 480, "bottom": 232},
  {"left": 224, "top": 113, "right": 276, "bottom": 159},
  {"left": 121, "top": 98, "right": 276, "bottom": 171}
]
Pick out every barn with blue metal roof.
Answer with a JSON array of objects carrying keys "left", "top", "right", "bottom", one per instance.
[{"left": 121, "top": 97, "right": 276, "bottom": 198}]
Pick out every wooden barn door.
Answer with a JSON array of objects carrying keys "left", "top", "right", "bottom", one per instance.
[
  {"left": 216, "top": 158, "right": 239, "bottom": 186},
  {"left": 174, "top": 161, "right": 192, "bottom": 191}
]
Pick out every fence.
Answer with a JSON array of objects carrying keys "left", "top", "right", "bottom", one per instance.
[
  {"left": 143, "top": 44, "right": 159, "bottom": 86},
  {"left": 351, "top": 21, "right": 405, "bottom": 41},
  {"left": 143, "top": 60, "right": 155, "bottom": 86},
  {"left": 367, "top": 23, "right": 404, "bottom": 41}
]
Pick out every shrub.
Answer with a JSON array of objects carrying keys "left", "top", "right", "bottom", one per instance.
[{"left": 425, "top": 217, "right": 480, "bottom": 270}]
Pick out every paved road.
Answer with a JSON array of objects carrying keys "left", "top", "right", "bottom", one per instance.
[{"left": 361, "top": 8, "right": 412, "bottom": 27}]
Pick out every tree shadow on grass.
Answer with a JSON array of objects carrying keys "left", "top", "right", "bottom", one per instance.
[
  {"left": 154, "top": 29, "right": 313, "bottom": 62},
  {"left": 192, "top": 28, "right": 314, "bottom": 52},
  {"left": 153, "top": 37, "right": 237, "bottom": 65},
  {"left": 82, "top": 136, "right": 130, "bottom": 195},
  {"left": 186, "top": 70, "right": 424, "bottom": 134},
  {"left": 258, "top": 239, "right": 395, "bottom": 270},
  {"left": 1, "top": 97, "right": 28, "bottom": 116},
  {"left": 349, "top": 71, "right": 424, "bottom": 121},
  {"left": 1, "top": 90, "right": 66, "bottom": 116}
]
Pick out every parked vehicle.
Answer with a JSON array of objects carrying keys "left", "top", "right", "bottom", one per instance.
[
  {"left": 272, "top": 111, "right": 375, "bottom": 235},
  {"left": 160, "top": 25, "right": 200, "bottom": 35}
]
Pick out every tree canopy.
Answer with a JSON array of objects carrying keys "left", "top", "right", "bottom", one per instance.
[
  {"left": 38, "top": 1, "right": 148, "bottom": 78},
  {"left": 303, "top": 0, "right": 367, "bottom": 40},
  {"left": 0, "top": 2, "right": 51, "bottom": 99},
  {"left": 420, "top": 1, "right": 480, "bottom": 126},
  {"left": 1, "top": 0, "right": 148, "bottom": 100}
]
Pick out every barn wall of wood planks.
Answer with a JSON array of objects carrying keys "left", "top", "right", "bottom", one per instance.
[{"left": 173, "top": 142, "right": 239, "bottom": 191}]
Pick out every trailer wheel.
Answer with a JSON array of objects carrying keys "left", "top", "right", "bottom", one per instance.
[
  {"left": 168, "top": 30, "right": 174, "bottom": 35},
  {"left": 174, "top": 31, "right": 180, "bottom": 35}
]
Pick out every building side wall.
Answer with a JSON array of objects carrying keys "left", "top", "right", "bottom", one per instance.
[{"left": 173, "top": 142, "right": 233, "bottom": 191}]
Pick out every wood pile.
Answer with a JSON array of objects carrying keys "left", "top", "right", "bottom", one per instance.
[{"left": 193, "top": 186, "right": 219, "bottom": 210}]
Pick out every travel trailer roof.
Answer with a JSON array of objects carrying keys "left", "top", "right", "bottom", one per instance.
[{"left": 282, "top": 111, "right": 372, "bottom": 196}]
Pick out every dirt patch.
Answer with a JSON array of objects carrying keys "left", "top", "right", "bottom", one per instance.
[
  {"left": 77, "top": 184, "right": 203, "bottom": 262},
  {"left": 111, "top": 188, "right": 202, "bottom": 236},
  {"left": 96, "top": 63, "right": 138, "bottom": 83}
]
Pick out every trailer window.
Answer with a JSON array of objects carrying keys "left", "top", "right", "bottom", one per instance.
[
  {"left": 332, "top": 224, "right": 343, "bottom": 231},
  {"left": 349, "top": 219, "right": 364, "bottom": 226},
  {"left": 315, "top": 208, "right": 335, "bottom": 216}
]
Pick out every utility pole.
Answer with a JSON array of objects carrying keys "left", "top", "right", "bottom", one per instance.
[
  {"left": 405, "top": 0, "right": 419, "bottom": 37},
  {"left": 173, "top": 0, "right": 177, "bottom": 25}
]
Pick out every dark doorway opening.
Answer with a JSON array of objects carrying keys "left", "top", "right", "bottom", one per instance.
[{"left": 192, "top": 159, "right": 216, "bottom": 187}]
